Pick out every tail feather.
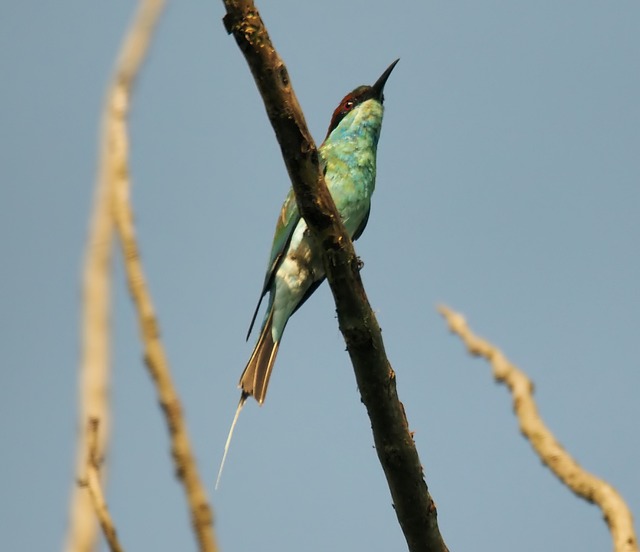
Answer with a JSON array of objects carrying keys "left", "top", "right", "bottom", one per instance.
[
  {"left": 215, "top": 309, "right": 281, "bottom": 489},
  {"left": 240, "top": 309, "right": 280, "bottom": 405},
  {"left": 215, "top": 392, "right": 247, "bottom": 490}
]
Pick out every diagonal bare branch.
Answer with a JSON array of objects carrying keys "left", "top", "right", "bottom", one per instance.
[
  {"left": 220, "top": 2, "right": 449, "bottom": 551},
  {"left": 65, "top": 115, "right": 114, "bottom": 552},
  {"left": 106, "top": 1, "right": 218, "bottom": 549},
  {"left": 64, "top": 0, "right": 168, "bottom": 547},
  {"left": 66, "top": 0, "right": 217, "bottom": 550},
  {"left": 82, "top": 418, "right": 125, "bottom": 552},
  {"left": 439, "top": 305, "right": 638, "bottom": 552}
]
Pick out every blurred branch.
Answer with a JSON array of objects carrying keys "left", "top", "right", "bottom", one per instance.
[
  {"left": 439, "top": 305, "right": 638, "bottom": 552},
  {"left": 221, "top": 2, "right": 448, "bottom": 551},
  {"left": 64, "top": 0, "right": 158, "bottom": 545},
  {"left": 81, "top": 418, "right": 125, "bottom": 552},
  {"left": 68, "top": 2, "right": 167, "bottom": 552},
  {"left": 103, "top": 1, "right": 218, "bottom": 551},
  {"left": 65, "top": 125, "right": 114, "bottom": 552},
  {"left": 113, "top": 184, "right": 218, "bottom": 552}
]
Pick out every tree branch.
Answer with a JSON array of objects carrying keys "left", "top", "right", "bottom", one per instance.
[
  {"left": 95, "top": 1, "right": 218, "bottom": 550},
  {"left": 66, "top": 98, "right": 114, "bottom": 552},
  {"left": 81, "top": 418, "right": 125, "bottom": 552},
  {"left": 112, "top": 149, "right": 219, "bottom": 552},
  {"left": 221, "top": 2, "right": 448, "bottom": 551},
  {"left": 65, "top": 0, "right": 165, "bottom": 548},
  {"left": 439, "top": 305, "right": 638, "bottom": 552}
]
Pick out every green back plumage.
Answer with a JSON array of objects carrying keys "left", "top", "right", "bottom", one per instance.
[
  {"left": 217, "top": 61, "right": 397, "bottom": 487},
  {"left": 246, "top": 96, "right": 385, "bottom": 340},
  {"left": 246, "top": 186, "right": 300, "bottom": 339}
]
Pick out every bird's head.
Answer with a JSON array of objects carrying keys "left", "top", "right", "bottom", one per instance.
[{"left": 324, "top": 59, "right": 399, "bottom": 142}]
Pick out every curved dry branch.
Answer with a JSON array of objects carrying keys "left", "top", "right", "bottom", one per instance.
[
  {"left": 112, "top": 186, "right": 218, "bottom": 551},
  {"left": 439, "top": 305, "right": 638, "bottom": 552},
  {"left": 64, "top": 0, "right": 166, "bottom": 547},
  {"left": 65, "top": 113, "right": 114, "bottom": 552},
  {"left": 79, "top": 0, "right": 217, "bottom": 550},
  {"left": 82, "top": 418, "right": 125, "bottom": 552},
  {"left": 220, "top": 2, "right": 448, "bottom": 551}
]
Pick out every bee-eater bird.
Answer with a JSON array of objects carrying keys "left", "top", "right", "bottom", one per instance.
[{"left": 216, "top": 59, "right": 398, "bottom": 488}]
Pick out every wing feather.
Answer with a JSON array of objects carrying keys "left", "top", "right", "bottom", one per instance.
[{"left": 246, "top": 188, "right": 301, "bottom": 339}]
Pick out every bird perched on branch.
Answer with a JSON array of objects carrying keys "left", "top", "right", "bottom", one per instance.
[{"left": 217, "top": 59, "right": 399, "bottom": 487}]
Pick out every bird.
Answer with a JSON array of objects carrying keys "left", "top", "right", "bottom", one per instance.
[{"left": 216, "top": 59, "right": 398, "bottom": 488}]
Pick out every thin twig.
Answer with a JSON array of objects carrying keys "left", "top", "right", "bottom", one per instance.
[
  {"left": 220, "top": 2, "right": 448, "bottom": 551},
  {"left": 82, "top": 418, "right": 125, "bottom": 552},
  {"left": 439, "top": 305, "right": 638, "bottom": 552},
  {"left": 106, "top": 1, "right": 217, "bottom": 549}
]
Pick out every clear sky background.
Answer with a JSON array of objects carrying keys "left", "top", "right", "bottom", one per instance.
[{"left": 2, "top": 2, "right": 639, "bottom": 551}]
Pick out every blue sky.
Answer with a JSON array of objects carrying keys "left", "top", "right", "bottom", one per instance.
[{"left": 2, "top": 1, "right": 639, "bottom": 551}]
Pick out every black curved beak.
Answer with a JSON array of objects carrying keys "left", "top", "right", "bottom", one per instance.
[{"left": 371, "top": 59, "right": 399, "bottom": 102}]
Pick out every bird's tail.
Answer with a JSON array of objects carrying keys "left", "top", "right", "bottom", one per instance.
[
  {"left": 239, "top": 309, "right": 280, "bottom": 405},
  {"left": 215, "top": 309, "right": 280, "bottom": 489},
  {"left": 215, "top": 392, "right": 246, "bottom": 490}
]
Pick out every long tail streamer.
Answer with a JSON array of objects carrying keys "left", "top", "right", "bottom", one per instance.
[{"left": 215, "top": 393, "right": 247, "bottom": 490}]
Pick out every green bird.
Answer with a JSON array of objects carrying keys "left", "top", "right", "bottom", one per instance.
[{"left": 217, "top": 60, "right": 398, "bottom": 487}]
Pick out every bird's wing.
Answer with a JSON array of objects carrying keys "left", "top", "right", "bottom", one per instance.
[
  {"left": 246, "top": 188, "right": 301, "bottom": 340},
  {"left": 352, "top": 204, "right": 371, "bottom": 241}
]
